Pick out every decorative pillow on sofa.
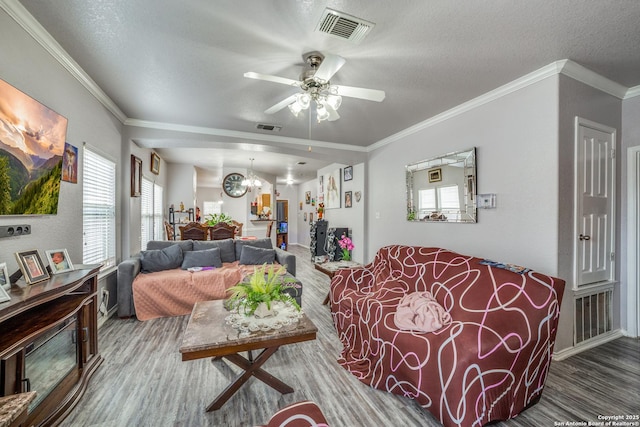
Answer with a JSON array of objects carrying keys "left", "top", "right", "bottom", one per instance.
[
  {"left": 140, "top": 244, "right": 183, "bottom": 273},
  {"left": 181, "top": 248, "right": 223, "bottom": 269},
  {"left": 193, "top": 239, "right": 236, "bottom": 263},
  {"left": 235, "top": 238, "right": 273, "bottom": 260},
  {"left": 239, "top": 245, "right": 276, "bottom": 265}
]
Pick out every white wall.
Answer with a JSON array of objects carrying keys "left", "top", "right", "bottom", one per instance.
[
  {"left": 317, "top": 163, "right": 366, "bottom": 264},
  {"left": 554, "top": 76, "right": 623, "bottom": 350},
  {"left": 368, "top": 77, "right": 560, "bottom": 272},
  {"left": 0, "top": 9, "right": 122, "bottom": 270},
  {"left": 0, "top": 9, "right": 123, "bottom": 309},
  {"left": 621, "top": 94, "right": 640, "bottom": 336},
  {"left": 166, "top": 163, "right": 196, "bottom": 213},
  {"left": 296, "top": 179, "right": 317, "bottom": 248}
]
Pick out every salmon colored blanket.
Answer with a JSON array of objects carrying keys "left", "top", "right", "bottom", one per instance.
[{"left": 132, "top": 262, "right": 251, "bottom": 321}]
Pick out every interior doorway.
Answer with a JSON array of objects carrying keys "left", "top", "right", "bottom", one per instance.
[{"left": 276, "top": 200, "right": 289, "bottom": 250}]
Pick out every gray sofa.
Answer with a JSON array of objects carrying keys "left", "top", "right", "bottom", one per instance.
[{"left": 117, "top": 238, "right": 299, "bottom": 318}]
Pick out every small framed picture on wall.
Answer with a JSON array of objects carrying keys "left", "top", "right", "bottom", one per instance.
[
  {"left": 344, "top": 165, "right": 353, "bottom": 182},
  {"left": 151, "top": 152, "right": 161, "bottom": 174},
  {"left": 131, "top": 155, "right": 142, "bottom": 197},
  {"left": 345, "top": 191, "right": 352, "bottom": 208}
]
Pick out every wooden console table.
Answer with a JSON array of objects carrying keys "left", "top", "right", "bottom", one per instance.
[
  {"left": 0, "top": 265, "right": 102, "bottom": 426},
  {"left": 179, "top": 300, "right": 317, "bottom": 411}
]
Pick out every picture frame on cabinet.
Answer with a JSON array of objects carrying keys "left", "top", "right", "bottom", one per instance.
[
  {"left": 15, "top": 250, "right": 49, "bottom": 285},
  {"left": 0, "top": 262, "right": 10, "bottom": 291},
  {"left": 45, "top": 249, "right": 74, "bottom": 274},
  {"left": 0, "top": 267, "right": 9, "bottom": 302}
]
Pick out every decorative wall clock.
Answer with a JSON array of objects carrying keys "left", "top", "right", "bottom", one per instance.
[{"left": 223, "top": 173, "right": 248, "bottom": 197}]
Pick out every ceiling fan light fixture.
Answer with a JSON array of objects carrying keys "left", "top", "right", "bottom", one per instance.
[
  {"left": 316, "top": 103, "right": 330, "bottom": 122},
  {"left": 288, "top": 101, "right": 303, "bottom": 116},
  {"left": 325, "top": 94, "right": 342, "bottom": 110},
  {"left": 296, "top": 93, "right": 311, "bottom": 109}
]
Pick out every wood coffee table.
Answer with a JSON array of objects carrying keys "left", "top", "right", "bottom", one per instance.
[{"left": 179, "top": 300, "right": 317, "bottom": 411}]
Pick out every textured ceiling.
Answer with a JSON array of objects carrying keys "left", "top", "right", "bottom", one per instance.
[{"left": 12, "top": 0, "right": 640, "bottom": 184}]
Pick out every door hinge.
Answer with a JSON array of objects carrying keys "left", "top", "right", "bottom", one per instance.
[
  {"left": 611, "top": 252, "right": 615, "bottom": 261},
  {"left": 611, "top": 148, "right": 616, "bottom": 159}
]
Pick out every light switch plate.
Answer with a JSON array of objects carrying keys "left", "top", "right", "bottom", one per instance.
[{"left": 477, "top": 194, "right": 496, "bottom": 209}]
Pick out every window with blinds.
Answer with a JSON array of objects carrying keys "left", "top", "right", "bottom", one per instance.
[
  {"left": 417, "top": 185, "right": 461, "bottom": 220},
  {"left": 82, "top": 148, "right": 116, "bottom": 269},
  {"left": 141, "top": 177, "right": 163, "bottom": 250}
]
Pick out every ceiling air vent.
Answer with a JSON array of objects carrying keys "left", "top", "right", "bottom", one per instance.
[
  {"left": 316, "top": 8, "right": 375, "bottom": 44},
  {"left": 256, "top": 123, "right": 282, "bottom": 132}
]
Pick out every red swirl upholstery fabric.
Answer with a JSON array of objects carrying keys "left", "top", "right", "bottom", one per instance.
[
  {"left": 329, "top": 246, "right": 565, "bottom": 427},
  {"left": 262, "top": 400, "right": 329, "bottom": 427}
]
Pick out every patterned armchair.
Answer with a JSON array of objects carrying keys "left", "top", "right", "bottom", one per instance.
[{"left": 329, "top": 245, "right": 565, "bottom": 427}]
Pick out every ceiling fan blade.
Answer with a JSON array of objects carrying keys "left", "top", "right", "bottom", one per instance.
[
  {"left": 314, "top": 54, "right": 346, "bottom": 82},
  {"left": 333, "top": 84, "right": 386, "bottom": 102},
  {"left": 264, "top": 94, "right": 297, "bottom": 114},
  {"left": 244, "top": 72, "right": 300, "bottom": 87}
]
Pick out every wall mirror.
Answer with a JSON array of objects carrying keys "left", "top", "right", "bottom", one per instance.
[{"left": 406, "top": 147, "right": 477, "bottom": 223}]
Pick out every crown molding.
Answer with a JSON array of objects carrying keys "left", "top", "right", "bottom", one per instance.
[
  {"left": 368, "top": 60, "right": 631, "bottom": 152},
  {"left": 0, "top": 0, "right": 127, "bottom": 123},
  {"left": 125, "top": 119, "right": 368, "bottom": 153},
  {"left": 625, "top": 85, "right": 640, "bottom": 99},
  {"left": 368, "top": 61, "right": 565, "bottom": 152},
  {"left": 558, "top": 60, "right": 628, "bottom": 99}
]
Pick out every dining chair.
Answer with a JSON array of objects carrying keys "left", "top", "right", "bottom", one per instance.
[
  {"left": 209, "top": 222, "right": 236, "bottom": 240},
  {"left": 179, "top": 222, "right": 208, "bottom": 240}
]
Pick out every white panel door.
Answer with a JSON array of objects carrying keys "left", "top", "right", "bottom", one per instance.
[{"left": 575, "top": 118, "right": 615, "bottom": 287}]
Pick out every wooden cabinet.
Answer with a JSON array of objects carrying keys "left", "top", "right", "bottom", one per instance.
[{"left": 0, "top": 266, "right": 102, "bottom": 426}]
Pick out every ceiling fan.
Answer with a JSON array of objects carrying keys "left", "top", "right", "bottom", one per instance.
[{"left": 244, "top": 52, "right": 385, "bottom": 122}]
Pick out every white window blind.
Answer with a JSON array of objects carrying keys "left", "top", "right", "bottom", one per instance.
[
  {"left": 154, "top": 184, "right": 163, "bottom": 240},
  {"left": 419, "top": 188, "right": 436, "bottom": 215},
  {"left": 141, "top": 178, "right": 164, "bottom": 249},
  {"left": 141, "top": 178, "right": 153, "bottom": 250},
  {"left": 439, "top": 185, "right": 460, "bottom": 210},
  {"left": 83, "top": 148, "right": 116, "bottom": 269},
  {"left": 202, "top": 201, "right": 221, "bottom": 218}
]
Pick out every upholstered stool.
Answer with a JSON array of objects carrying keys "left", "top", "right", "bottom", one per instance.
[{"left": 261, "top": 400, "right": 329, "bottom": 427}]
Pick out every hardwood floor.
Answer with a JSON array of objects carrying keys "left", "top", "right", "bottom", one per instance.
[{"left": 61, "top": 245, "right": 640, "bottom": 427}]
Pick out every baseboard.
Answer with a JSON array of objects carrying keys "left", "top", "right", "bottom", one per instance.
[
  {"left": 552, "top": 329, "right": 624, "bottom": 361},
  {"left": 98, "top": 305, "right": 118, "bottom": 328}
]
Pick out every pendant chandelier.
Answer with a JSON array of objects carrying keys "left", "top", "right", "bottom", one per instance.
[{"left": 242, "top": 158, "right": 261, "bottom": 191}]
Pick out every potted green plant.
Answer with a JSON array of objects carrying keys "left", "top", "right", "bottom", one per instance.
[
  {"left": 226, "top": 264, "right": 300, "bottom": 317},
  {"left": 204, "top": 212, "right": 233, "bottom": 226}
]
